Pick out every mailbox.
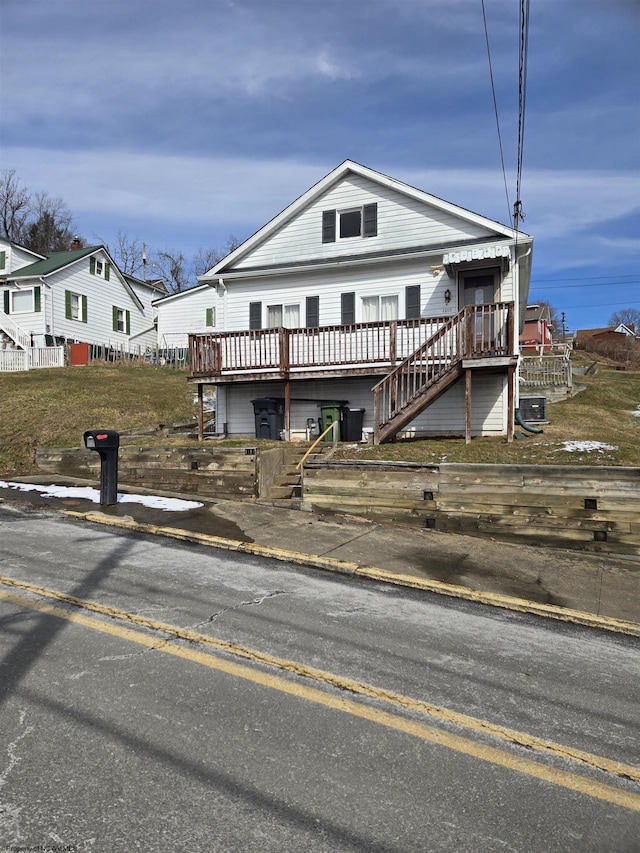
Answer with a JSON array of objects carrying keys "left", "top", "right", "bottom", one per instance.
[{"left": 84, "top": 429, "right": 120, "bottom": 505}]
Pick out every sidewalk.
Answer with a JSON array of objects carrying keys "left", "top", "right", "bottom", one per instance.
[{"left": 1, "top": 475, "right": 638, "bottom": 633}]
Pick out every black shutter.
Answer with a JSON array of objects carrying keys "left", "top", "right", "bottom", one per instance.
[
  {"left": 306, "top": 295, "right": 319, "bottom": 328},
  {"left": 249, "top": 301, "right": 262, "bottom": 330},
  {"left": 341, "top": 292, "right": 355, "bottom": 326},
  {"left": 3, "top": 291, "right": 9, "bottom": 314},
  {"left": 322, "top": 210, "right": 336, "bottom": 243},
  {"left": 405, "top": 285, "right": 421, "bottom": 319},
  {"left": 363, "top": 203, "right": 377, "bottom": 237},
  {"left": 34, "top": 286, "right": 41, "bottom": 312}
]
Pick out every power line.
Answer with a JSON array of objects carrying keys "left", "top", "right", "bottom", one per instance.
[
  {"left": 514, "top": 0, "right": 531, "bottom": 231},
  {"left": 481, "top": 0, "right": 511, "bottom": 225},
  {"left": 531, "top": 281, "right": 640, "bottom": 291}
]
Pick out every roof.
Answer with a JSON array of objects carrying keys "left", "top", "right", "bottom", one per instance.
[
  {"left": 6, "top": 246, "right": 99, "bottom": 279},
  {"left": 524, "top": 304, "right": 551, "bottom": 323},
  {"left": 199, "top": 159, "right": 532, "bottom": 281}
]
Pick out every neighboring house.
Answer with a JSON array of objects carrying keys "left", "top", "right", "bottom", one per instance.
[
  {"left": 519, "top": 303, "right": 553, "bottom": 354},
  {"left": 0, "top": 237, "right": 45, "bottom": 275},
  {"left": 162, "top": 160, "right": 534, "bottom": 443},
  {"left": 156, "top": 282, "right": 219, "bottom": 350},
  {"left": 0, "top": 245, "right": 163, "bottom": 361}
]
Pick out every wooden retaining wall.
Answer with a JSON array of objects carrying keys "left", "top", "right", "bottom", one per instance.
[
  {"left": 36, "top": 446, "right": 258, "bottom": 501},
  {"left": 301, "top": 461, "right": 640, "bottom": 556}
]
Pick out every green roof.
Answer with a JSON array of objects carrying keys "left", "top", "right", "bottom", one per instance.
[{"left": 7, "top": 246, "right": 101, "bottom": 279}]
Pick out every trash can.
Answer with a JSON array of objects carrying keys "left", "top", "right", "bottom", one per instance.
[
  {"left": 252, "top": 398, "right": 285, "bottom": 440},
  {"left": 341, "top": 407, "right": 365, "bottom": 442},
  {"left": 318, "top": 402, "right": 342, "bottom": 441}
]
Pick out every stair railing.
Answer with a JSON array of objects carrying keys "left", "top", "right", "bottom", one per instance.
[
  {"left": 296, "top": 419, "right": 338, "bottom": 471},
  {"left": 0, "top": 309, "right": 30, "bottom": 350}
]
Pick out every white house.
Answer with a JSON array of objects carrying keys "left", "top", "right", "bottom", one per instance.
[
  {"left": 0, "top": 244, "right": 165, "bottom": 366},
  {"left": 163, "top": 160, "right": 534, "bottom": 443}
]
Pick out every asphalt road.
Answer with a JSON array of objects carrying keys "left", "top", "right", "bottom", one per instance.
[{"left": 1, "top": 502, "right": 639, "bottom": 852}]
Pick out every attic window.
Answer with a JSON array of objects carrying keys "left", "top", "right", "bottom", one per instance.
[
  {"left": 322, "top": 204, "right": 377, "bottom": 243},
  {"left": 90, "top": 256, "right": 110, "bottom": 280}
]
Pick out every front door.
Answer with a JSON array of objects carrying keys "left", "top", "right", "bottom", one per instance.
[{"left": 462, "top": 269, "right": 499, "bottom": 353}]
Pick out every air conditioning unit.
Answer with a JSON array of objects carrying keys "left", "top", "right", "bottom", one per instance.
[{"left": 519, "top": 396, "right": 547, "bottom": 423}]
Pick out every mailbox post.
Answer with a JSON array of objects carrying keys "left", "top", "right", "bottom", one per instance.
[{"left": 84, "top": 430, "right": 120, "bottom": 506}]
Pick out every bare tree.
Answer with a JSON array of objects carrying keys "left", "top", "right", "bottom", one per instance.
[
  {"left": 609, "top": 308, "right": 640, "bottom": 332},
  {"left": 192, "top": 235, "right": 242, "bottom": 277},
  {"left": 98, "top": 230, "right": 145, "bottom": 276},
  {"left": 0, "top": 169, "right": 31, "bottom": 243},
  {"left": 152, "top": 249, "right": 189, "bottom": 293}
]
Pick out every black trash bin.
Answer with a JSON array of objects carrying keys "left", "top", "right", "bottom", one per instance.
[
  {"left": 341, "top": 408, "right": 365, "bottom": 442},
  {"left": 251, "top": 398, "right": 285, "bottom": 440}
]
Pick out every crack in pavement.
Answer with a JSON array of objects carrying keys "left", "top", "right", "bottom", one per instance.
[
  {"left": 0, "top": 709, "right": 33, "bottom": 846},
  {"left": 192, "top": 590, "right": 289, "bottom": 630}
]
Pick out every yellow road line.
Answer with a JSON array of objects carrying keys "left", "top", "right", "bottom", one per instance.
[
  {"left": 1, "top": 580, "right": 639, "bottom": 811},
  {"left": 62, "top": 510, "right": 640, "bottom": 638}
]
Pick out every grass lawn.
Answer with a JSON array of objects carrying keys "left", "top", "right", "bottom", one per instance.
[{"left": 0, "top": 360, "right": 638, "bottom": 476}]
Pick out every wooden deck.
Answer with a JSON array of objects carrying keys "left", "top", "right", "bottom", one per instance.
[{"left": 187, "top": 303, "right": 515, "bottom": 382}]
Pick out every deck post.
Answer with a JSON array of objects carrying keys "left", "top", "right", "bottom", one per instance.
[
  {"left": 465, "top": 368, "right": 472, "bottom": 444},
  {"left": 197, "top": 383, "right": 204, "bottom": 441},
  {"left": 284, "top": 376, "right": 291, "bottom": 440}
]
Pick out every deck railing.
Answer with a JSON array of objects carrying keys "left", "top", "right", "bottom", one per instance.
[
  {"left": 188, "top": 304, "right": 514, "bottom": 381},
  {"left": 188, "top": 315, "right": 483, "bottom": 379}
]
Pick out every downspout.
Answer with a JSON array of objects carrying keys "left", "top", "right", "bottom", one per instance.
[{"left": 218, "top": 277, "right": 227, "bottom": 329}]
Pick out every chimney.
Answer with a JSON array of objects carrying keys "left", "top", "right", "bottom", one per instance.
[{"left": 70, "top": 236, "right": 83, "bottom": 250}]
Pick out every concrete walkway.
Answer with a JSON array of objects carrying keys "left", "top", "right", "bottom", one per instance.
[{"left": 1, "top": 476, "right": 638, "bottom": 633}]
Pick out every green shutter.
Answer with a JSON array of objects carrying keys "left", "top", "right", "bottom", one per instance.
[
  {"left": 105, "top": 262, "right": 110, "bottom": 281},
  {"left": 206, "top": 307, "right": 214, "bottom": 327},
  {"left": 0, "top": 251, "right": 6, "bottom": 270},
  {"left": 90, "top": 256, "right": 96, "bottom": 275},
  {"left": 82, "top": 294, "right": 88, "bottom": 323},
  {"left": 112, "top": 305, "right": 118, "bottom": 332},
  {"left": 125, "top": 310, "right": 130, "bottom": 335},
  {"left": 3, "top": 290, "right": 9, "bottom": 314},
  {"left": 65, "top": 290, "right": 72, "bottom": 319},
  {"left": 34, "top": 286, "right": 41, "bottom": 313}
]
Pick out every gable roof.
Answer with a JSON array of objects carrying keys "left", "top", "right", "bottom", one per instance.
[
  {"left": 5, "top": 245, "right": 146, "bottom": 312},
  {"left": 0, "top": 236, "right": 46, "bottom": 262},
  {"left": 7, "top": 246, "right": 98, "bottom": 279},
  {"left": 200, "top": 159, "right": 531, "bottom": 280}
]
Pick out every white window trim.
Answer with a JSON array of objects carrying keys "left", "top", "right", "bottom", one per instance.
[{"left": 338, "top": 207, "right": 363, "bottom": 241}]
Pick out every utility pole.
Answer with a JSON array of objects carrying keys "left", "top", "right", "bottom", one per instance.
[{"left": 562, "top": 311, "right": 566, "bottom": 344}]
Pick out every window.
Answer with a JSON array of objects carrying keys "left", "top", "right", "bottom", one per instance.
[
  {"left": 206, "top": 307, "right": 216, "bottom": 327},
  {"left": 90, "top": 256, "right": 110, "bottom": 280},
  {"left": 267, "top": 304, "right": 300, "bottom": 329},
  {"left": 65, "top": 290, "right": 87, "bottom": 323},
  {"left": 112, "top": 306, "right": 130, "bottom": 334},
  {"left": 322, "top": 204, "right": 377, "bottom": 243},
  {"left": 8, "top": 286, "right": 41, "bottom": 314},
  {"left": 362, "top": 295, "right": 398, "bottom": 323}
]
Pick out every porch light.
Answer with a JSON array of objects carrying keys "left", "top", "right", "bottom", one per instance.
[{"left": 444, "top": 288, "right": 452, "bottom": 304}]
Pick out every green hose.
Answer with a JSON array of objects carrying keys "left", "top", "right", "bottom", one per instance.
[{"left": 515, "top": 407, "right": 544, "bottom": 434}]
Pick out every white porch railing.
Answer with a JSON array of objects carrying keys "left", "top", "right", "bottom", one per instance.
[
  {"left": 0, "top": 311, "right": 30, "bottom": 350},
  {"left": 0, "top": 346, "right": 65, "bottom": 372}
]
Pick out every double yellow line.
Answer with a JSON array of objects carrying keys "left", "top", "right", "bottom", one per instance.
[{"left": 1, "top": 574, "right": 639, "bottom": 812}]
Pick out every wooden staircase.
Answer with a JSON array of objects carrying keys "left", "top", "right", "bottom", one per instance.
[{"left": 373, "top": 303, "right": 514, "bottom": 444}]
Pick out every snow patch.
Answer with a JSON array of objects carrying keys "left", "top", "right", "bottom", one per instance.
[
  {"left": 557, "top": 441, "right": 618, "bottom": 454},
  {"left": 0, "top": 481, "right": 203, "bottom": 511}
]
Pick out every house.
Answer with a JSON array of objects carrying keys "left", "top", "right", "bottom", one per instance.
[
  {"left": 160, "top": 160, "right": 533, "bottom": 443},
  {"left": 519, "top": 303, "right": 553, "bottom": 354},
  {"left": 0, "top": 242, "right": 165, "bottom": 368}
]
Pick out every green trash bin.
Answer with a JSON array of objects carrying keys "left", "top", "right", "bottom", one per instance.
[{"left": 318, "top": 402, "right": 342, "bottom": 441}]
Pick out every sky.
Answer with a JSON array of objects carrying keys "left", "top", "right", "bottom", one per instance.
[{"left": 1, "top": 0, "right": 638, "bottom": 331}]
